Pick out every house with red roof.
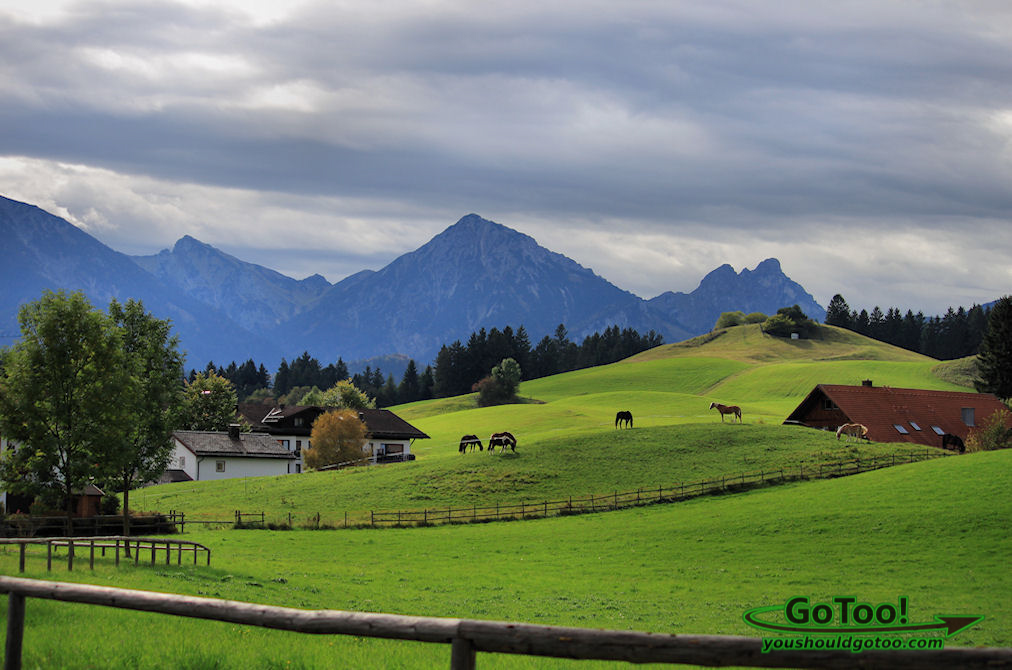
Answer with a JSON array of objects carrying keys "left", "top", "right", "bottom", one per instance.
[{"left": 784, "top": 380, "right": 1010, "bottom": 448}]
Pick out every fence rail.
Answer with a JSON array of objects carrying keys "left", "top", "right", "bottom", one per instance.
[
  {"left": 369, "top": 451, "right": 945, "bottom": 527},
  {"left": 0, "top": 537, "right": 211, "bottom": 573},
  {"left": 1, "top": 576, "right": 1008, "bottom": 670}
]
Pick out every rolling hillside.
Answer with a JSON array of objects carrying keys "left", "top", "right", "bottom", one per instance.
[
  {"left": 8, "top": 450, "right": 1010, "bottom": 670},
  {"left": 137, "top": 324, "right": 973, "bottom": 520}
]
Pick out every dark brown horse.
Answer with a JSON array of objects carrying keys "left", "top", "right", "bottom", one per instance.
[
  {"left": 488, "top": 431, "right": 517, "bottom": 453},
  {"left": 615, "top": 411, "right": 633, "bottom": 429},
  {"left": 941, "top": 433, "right": 966, "bottom": 454},
  {"left": 709, "top": 402, "right": 742, "bottom": 423},
  {"left": 459, "top": 435, "right": 483, "bottom": 453}
]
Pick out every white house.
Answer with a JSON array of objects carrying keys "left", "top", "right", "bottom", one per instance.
[
  {"left": 168, "top": 425, "right": 296, "bottom": 481},
  {"left": 238, "top": 404, "right": 430, "bottom": 471}
]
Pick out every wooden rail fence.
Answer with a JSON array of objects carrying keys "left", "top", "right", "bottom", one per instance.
[
  {"left": 369, "top": 451, "right": 944, "bottom": 527},
  {"left": 0, "top": 537, "right": 210, "bottom": 572},
  {"left": 1, "top": 576, "right": 1009, "bottom": 670}
]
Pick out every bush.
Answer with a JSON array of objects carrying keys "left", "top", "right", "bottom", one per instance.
[
  {"left": 715, "top": 311, "right": 746, "bottom": 329},
  {"left": 966, "top": 409, "right": 1012, "bottom": 452},
  {"left": 744, "top": 312, "right": 768, "bottom": 324},
  {"left": 101, "top": 493, "right": 120, "bottom": 515},
  {"left": 762, "top": 305, "right": 819, "bottom": 338},
  {"left": 474, "top": 376, "right": 514, "bottom": 406}
]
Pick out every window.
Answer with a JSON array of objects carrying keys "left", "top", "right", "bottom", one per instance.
[
  {"left": 296, "top": 440, "right": 302, "bottom": 449},
  {"left": 178, "top": 456, "right": 186, "bottom": 467},
  {"left": 279, "top": 439, "right": 290, "bottom": 450},
  {"left": 931, "top": 426, "right": 945, "bottom": 435},
  {"left": 962, "top": 408, "right": 975, "bottom": 427},
  {"left": 215, "top": 460, "right": 226, "bottom": 473},
  {"left": 294, "top": 418, "right": 304, "bottom": 427},
  {"left": 295, "top": 464, "right": 302, "bottom": 474},
  {"left": 909, "top": 422, "right": 921, "bottom": 431},
  {"left": 893, "top": 424, "right": 909, "bottom": 435},
  {"left": 822, "top": 399, "right": 838, "bottom": 411}
]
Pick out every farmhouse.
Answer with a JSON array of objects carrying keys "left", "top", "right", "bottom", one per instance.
[
  {"left": 238, "top": 404, "right": 430, "bottom": 471},
  {"left": 784, "top": 380, "right": 1011, "bottom": 448},
  {"left": 168, "top": 424, "right": 296, "bottom": 481}
]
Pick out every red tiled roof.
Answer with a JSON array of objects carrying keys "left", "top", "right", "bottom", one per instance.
[{"left": 785, "top": 384, "right": 1010, "bottom": 446}]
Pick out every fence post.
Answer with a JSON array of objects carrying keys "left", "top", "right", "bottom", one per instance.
[
  {"left": 89, "top": 540, "right": 95, "bottom": 571},
  {"left": 46, "top": 542, "right": 52, "bottom": 573},
  {"left": 5, "top": 591, "right": 26, "bottom": 670},
  {"left": 450, "top": 637, "right": 476, "bottom": 670},
  {"left": 18, "top": 544, "right": 25, "bottom": 574},
  {"left": 68, "top": 541, "right": 74, "bottom": 572}
]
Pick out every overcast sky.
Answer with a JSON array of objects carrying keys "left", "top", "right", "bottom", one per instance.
[{"left": 2, "top": 0, "right": 1010, "bottom": 315}]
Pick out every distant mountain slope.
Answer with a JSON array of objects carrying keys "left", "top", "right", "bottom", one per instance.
[
  {"left": 133, "top": 235, "right": 331, "bottom": 331},
  {"left": 278, "top": 214, "right": 692, "bottom": 361},
  {"left": 648, "top": 258, "right": 826, "bottom": 334},
  {"left": 0, "top": 195, "right": 282, "bottom": 365}
]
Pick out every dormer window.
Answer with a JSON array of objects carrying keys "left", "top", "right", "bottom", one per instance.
[
  {"left": 294, "top": 418, "right": 304, "bottom": 427},
  {"left": 961, "top": 408, "right": 975, "bottom": 427}
]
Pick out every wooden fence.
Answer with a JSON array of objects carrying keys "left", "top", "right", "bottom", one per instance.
[
  {"left": 165, "top": 510, "right": 264, "bottom": 531},
  {"left": 0, "top": 514, "right": 173, "bottom": 538},
  {"left": 0, "top": 537, "right": 210, "bottom": 573},
  {"left": 1, "top": 576, "right": 1009, "bottom": 670},
  {"left": 368, "top": 451, "right": 945, "bottom": 527}
]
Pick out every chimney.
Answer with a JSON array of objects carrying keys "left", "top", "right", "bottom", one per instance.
[
  {"left": 862, "top": 379, "right": 873, "bottom": 387},
  {"left": 228, "top": 424, "right": 241, "bottom": 441}
]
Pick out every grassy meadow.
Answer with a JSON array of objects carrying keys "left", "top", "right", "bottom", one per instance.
[
  {"left": 1, "top": 450, "right": 1009, "bottom": 669},
  {"left": 2, "top": 323, "right": 1006, "bottom": 668}
]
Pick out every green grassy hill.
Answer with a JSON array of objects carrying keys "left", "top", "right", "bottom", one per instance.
[
  {"left": 137, "top": 324, "right": 970, "bottom": 522},
  {"left": 7, "top": 450, "right": 1009, "bottom": 669}
]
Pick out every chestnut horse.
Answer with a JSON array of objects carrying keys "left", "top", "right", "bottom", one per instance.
[
  {"left": 489, "top": 431, "right": 517, "bottom": 453},
  {"left": 836, "top": 423, "right": 869, "bottom": 442},
  {"left": 709, "top": 402, "right": 742, "bottom": 423},
  {"left": 615, "top": 411, "right": 633, "bottom": 429}
]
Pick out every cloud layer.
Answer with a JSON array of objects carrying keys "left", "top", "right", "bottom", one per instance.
[{"left": 2, "top": 0, "right": 1010, "bottom": 313}]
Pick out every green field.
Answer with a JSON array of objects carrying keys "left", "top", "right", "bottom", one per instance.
[
  {"left": 2, "top": 323, "right": 1006, "bottom": 668},
  {"left": 2, "top": 450, "right": 1008, "bottom": 669},
  {"left": 137, "top": 324, "right": 969, "bottom": 523}
]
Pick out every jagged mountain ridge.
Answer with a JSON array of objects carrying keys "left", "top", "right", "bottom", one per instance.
[
  {"left": 279, "top": 214, "right": 692, "bottom": 361},
  {"left": 0, "top": 195, "right": 284, "bottom": 364},
  {"left": 133, "top": 235, "right": 333, "bottom": 331},
  {"left": 0, "top": 195, "right": 826, "bottom": 366}
]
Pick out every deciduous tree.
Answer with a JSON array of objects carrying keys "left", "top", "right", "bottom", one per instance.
[
  {"left": 0, "top": 291, "right": 130, "bottom": 533},
  {"left": 304, "top": 409, "right": 367, "bottom": 469}
]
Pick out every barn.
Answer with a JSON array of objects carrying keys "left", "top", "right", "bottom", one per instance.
[{"left": 784, "top": 380, "right": 1010, "bottom": 448}]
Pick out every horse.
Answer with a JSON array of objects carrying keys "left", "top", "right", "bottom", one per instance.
[
  {"left": 836, "top": 423, "right": 869, "bottom": 442},
  {"left": 709, "top": 402, "right": 742, "bottom": 423},
  {"left": 459, "top": 435, "right": 483, "bottom": 453},
  {"left": 941, "top": 433, "right": 966, "bottom": 454},
  {"left": 615, "top": 411, "right": 633, "bottom": 429},
  {"left": 488, "top": 431, "right": 517, "bottom": 453}
]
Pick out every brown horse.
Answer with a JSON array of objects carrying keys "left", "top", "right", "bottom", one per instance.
[
  {"left": 488, "top": 431, "right": 517, "bottom": 453},
  {"left": 459, "top": 435, "right": 483, "bottom": 453},
  {"left": 615, "top": 411, "right": 633, "bottom": 429},
  {"left": 709, "top": 402, "right": 742, "bottom": 423},
  {"left": 836, "top": 423, "right": 868, "bottom": 442}
]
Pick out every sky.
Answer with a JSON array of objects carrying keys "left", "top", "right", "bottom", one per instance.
[{"left": 1, "top": 0, "right": 1011, "bottom": 315}]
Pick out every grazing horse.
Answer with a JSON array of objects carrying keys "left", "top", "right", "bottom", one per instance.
[
  {"left": 459, "top": 434, "right": 483, "bottom": 453},
  {"left": 836, "top": 423, "right": 869, "bottom": 442},
  {"left": 709, "top": 402, "right": 742, "bottom": 423},
  {"left": 615, "top": 411, "right": 633, "bottom": 429},
  {"left": 941, "top": 433, "right": 966, "bottom": 454},
  {"left": 488, "top": 431, "right": 517, "bottom": 453}
]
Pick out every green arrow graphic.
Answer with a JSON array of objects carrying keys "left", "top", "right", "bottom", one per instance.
[{"left": 743, "top": 605, "right": 984, "bottom": 639}]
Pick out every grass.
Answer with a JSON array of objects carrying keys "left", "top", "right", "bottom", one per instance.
[
  {"left": 133, "top": 423, "right": 932, "bottom": 524},
  {"left": 3, "top": 449, "right": 1009, "bottom": 669}
]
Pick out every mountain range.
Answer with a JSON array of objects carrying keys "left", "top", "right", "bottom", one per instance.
[{"left": 0, "top": 195, "right": 825, "bottom": 369}]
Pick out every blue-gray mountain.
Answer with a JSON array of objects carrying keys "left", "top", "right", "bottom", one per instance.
[{"left": 0, "top": 196, "right": 825, "bottom": 366}]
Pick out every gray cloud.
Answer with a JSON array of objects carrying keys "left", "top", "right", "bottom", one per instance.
[{"left": 1, "top": 0, "right": 1010, "bottom": 315}]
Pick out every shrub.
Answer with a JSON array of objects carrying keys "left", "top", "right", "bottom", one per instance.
[
  {"left": 715, "top": 311, "right": 746, "bottom": 329},
  {"left": 101, "top": 493, "right": 121, "bottom": 515},
  {"left": 762, "top": 305, "right": 819, "bottom": 338},
  {"left": 966, "top": 409, "right": 1012, "bottom": 452}
]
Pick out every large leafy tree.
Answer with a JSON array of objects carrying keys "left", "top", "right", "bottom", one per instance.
[
  {"left": 304, "top": 409, "right": 367, "bottom": 469},
  {"left": 172, "top": 372, "right": 239, "bottom": 431},
  {"left": 975, "top": 295, "right": 1012, "bottom": 401},
  {"left": 0, "top": 290, "right": 130, "bottom": 533},
  {"left": 107, "top": 299, "right": 185, "bottom": 537}
]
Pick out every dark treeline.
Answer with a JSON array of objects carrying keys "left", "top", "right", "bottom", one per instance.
[
  {"left": 433, "top": 324, "right": 663, "bottom": 398},
  {"left": 824, "top": 294, "right": 992, "bottom": 360},
  {"left": 190, "top": 323, "right": 662, "bottom": 407}
]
